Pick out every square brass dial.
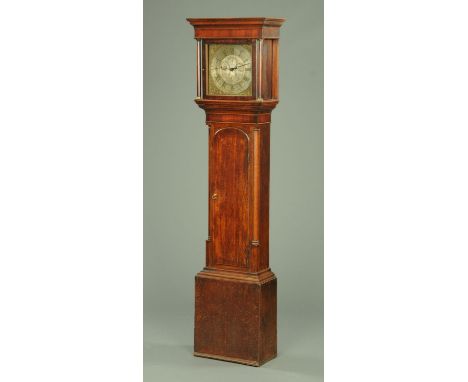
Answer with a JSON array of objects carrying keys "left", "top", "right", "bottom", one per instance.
[{"left": 207, "top": 44, "right": 253, "bottom": 96}]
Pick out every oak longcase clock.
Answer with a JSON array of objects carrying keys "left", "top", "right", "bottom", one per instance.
[{"left": 187, "top": 17, "right": 285, "bottom": 367}]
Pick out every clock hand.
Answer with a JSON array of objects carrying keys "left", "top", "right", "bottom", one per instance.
[
  {"left": 234, "top": 62, "right": 250, "bottom": 69},
  {"left": 228, "top": 62, "right": 251, "bottom": 71},
  {"left": 213, "top": 61, "right": 250, "bottom": 70}
]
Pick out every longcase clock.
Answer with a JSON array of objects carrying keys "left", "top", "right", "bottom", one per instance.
[{"left": 187, "top": 17, "right": 285, "bottom": 367}]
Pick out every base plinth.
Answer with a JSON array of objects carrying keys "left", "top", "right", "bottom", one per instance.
[{"left": 194, "top": 269, "right": 277, "bottom": 366}]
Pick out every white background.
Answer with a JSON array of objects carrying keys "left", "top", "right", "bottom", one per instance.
[
  {"left": 1, "top": 1, "right": 467, "bottom": 381},
  {"left": 0, "top": 1, "right": 142, "bottom": 381}
]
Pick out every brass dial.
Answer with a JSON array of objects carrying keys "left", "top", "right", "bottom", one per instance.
[{"left": 207, "top": 44, "right": 252, "bottom": 96}]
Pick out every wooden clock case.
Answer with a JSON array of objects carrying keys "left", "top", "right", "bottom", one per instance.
[{"left": 187, "top": 17, "right": 285, "bottom": 367}]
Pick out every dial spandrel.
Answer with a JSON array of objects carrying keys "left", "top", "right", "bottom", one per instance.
[{"left": 207, "top": 44, "right": 252, "bottom": 96}]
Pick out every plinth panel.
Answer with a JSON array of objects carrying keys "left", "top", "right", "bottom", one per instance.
[{"left": 194, "top": 274, "right": 277, "bottom": 366}]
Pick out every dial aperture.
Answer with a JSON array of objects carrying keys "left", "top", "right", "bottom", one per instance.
[{"left": 208, "top": 44, "right": 252, "bottom": 96}]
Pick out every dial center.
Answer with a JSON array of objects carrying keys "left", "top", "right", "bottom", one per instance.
[{"left": 219, "top": 55, "right": 246, "bottom": 84}]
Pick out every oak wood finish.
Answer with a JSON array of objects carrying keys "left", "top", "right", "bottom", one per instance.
[{"left": 188, "top": 17, "right": 284, "bottom": 367}]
